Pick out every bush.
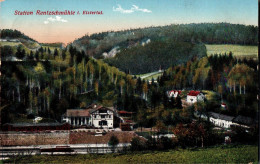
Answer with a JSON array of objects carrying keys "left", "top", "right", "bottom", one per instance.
[
  {"left": 108, "top": 135, "right": 119, "bottom": 153},
  {"left": 27, "top": 114, "right": 35, "bottom": 119},
  {"left": 131, "top": 137, "right": 146, "bottom": 151}
]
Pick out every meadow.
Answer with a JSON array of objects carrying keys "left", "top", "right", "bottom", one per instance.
[
  {"left": 206, "top": 44, "right": 258, "bottom": 59},
  {"left": 5, "top": 145, "right": 258, "bottom": 163}
]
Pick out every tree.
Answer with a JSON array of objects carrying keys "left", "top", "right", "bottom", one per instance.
[
  {"left": 228, "top": 64, "right": 254, "bottom": 94},
  {"left": 48, "top": 47, "right": 51, "bottom": 55},
  {"left": 35, "top": 50, "right": 39, "bottom": 61},
  {"left": 54, "top": 48, "right": 58, "bottom": 58},
  {"left": 108, "top": 135, "right": 119, "bottom": 153},
  {"left": 119, "top": 79, "right": 125, "bottom": 95},
  {"left": 131, "top": 137, "right": 145, "bottom": 151},
  {"left": 94, "top": 81, "right": 99, "bottom": 96},
  {"left": 15, "top": 45, "right": 25, "bottom": 59},
  {"left": 28, "top": 50, "right": 34, "bottom": 60},
  {"left": 142, "top": 82, "right": 148, "bottom": 100},
  {"left": 176, "top": 95, "right": 182, "bottom": 109}
]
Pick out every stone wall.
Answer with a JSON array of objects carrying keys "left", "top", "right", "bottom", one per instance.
[{"left": 0, "top": 132, "right": 70, "bottom": 146}]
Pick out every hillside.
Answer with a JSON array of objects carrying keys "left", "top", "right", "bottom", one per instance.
[
  {"left": 0, "top": 29, "right": 36, "bottom": 42},
  {"left": 105, "top": 40, "right": 206, "bottom": 74},
  {"left": 70, "top": 23, "right": 258, "bottom": 60},
  {"left": 0, "top": 29, "right": 66, "bottom": 61},
  {"left": 69, "top": 23, "right": 257, "bottom": 74}
]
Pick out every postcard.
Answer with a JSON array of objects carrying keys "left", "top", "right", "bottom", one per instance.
[{"left": 0, "top": 0, "right": 258, "bottom": 163}]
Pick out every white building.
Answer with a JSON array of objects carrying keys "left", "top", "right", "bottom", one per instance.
[
  {"left": 91, "top": 106, "right": 114, "bottom": 128},
  {"left": 167, "top": 90, "right": 181, "bottom": 98},
  {"left": 187, "top": 91, "right": 205, "bottom": 103},
  {"left": 62, "top": 104, "right": 115, "bottom": 128},
  {"left": 208, "top": 112, "right": 234, "bottom": 129}
]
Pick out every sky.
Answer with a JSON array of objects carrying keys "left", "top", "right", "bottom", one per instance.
[{"left": 0, "top": 0, "right": 258, "bottom": 44}]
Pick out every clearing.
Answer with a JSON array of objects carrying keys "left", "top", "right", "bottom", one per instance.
[{"left": 206, "top": 44, "right": 258, "bottom": 59}]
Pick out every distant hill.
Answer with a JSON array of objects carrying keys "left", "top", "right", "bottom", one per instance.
[
  {"left": 69, "top": 23, "right": 257, "bottom": 74},
  {"left": 0, "top": 29, "right": 36, "bottom": 42},
  {"left": 70, "top": 23, "right": 258, "bottom": 60},
  {"left": 0, "top": 29, "right": 41, "bottom": 51}
]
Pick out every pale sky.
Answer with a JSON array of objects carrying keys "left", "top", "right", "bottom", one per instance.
[{"left": 0, "top": 0, "right": 258, "bottom": 44}]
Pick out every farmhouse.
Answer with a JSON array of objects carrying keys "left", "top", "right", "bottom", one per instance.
[
  {"left": 187, "top": 91, "right": 205, "bottom": 103},
  {"left": 62, "top": 104, "right": 116, "bottom": 128},
  {"left": 167, "top": 90, "right": 181, "bottom": 98},
  {"left": 208, "top": 112, "right": 234, "bottom": 128}
]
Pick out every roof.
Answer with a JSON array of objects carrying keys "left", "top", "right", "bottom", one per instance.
[
  {"left": 187, "top": 90, "right": 201, "bottom": 96},
  {"left": 209, "top": 112, "right": 234, "bottom": 121},
  {"left": 66, "top": 109, "right": 90, "bottom": 117},
  {"left": 65, "top": 104, "right": 115, "bottom": 117},
  {"left": 233, "top": 115, "right": 255, "bottom": 126},
  {"left": 89, "top": 106, "right": 115, "bottom": 114},
  {"left": 168, "top": 90, "right": 182, "bottom": 95},
  {"left": 69, "top": 131, "right": 146, "bottom": 144},
  {"left": 4, "top": 123, "right": 66, "bottom": 127}
]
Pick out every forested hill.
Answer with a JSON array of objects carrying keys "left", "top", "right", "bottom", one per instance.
[
  {"left": 0, "top": 29, "right": 36, "bottom": 42},
  {"left": 70, "top": 23, "right": 258, "bottom": 59},
  {"left": 105, "top": 40, "right": 206, "bottom": 74}
]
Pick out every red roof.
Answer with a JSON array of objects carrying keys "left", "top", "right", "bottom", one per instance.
[
  {"left": 187, "top": 90, "right": 200, "bottom": 96},
  {"left": 169, "top": 90, "right": 182, "bottom": 94}
]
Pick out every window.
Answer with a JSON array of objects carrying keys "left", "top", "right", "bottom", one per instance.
[
  {"left": 109, "top": 115, "right": 111, "bottom": 118},
  {"left": 101, "top": 115, "right": 106, "bottom": 118},
  {"left": 94, "top": 115, "right": 96, "bottom": 118},
  {"left": 99, "top": 120, "right": 107, "bottom": 126}
]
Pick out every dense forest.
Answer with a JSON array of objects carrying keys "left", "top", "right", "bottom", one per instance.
[
  {"left": 104, "top": 40, "right": 206, "bottom": 74},
  {"left": 1, "top": 46, "right": 135, "bottom": 123}
]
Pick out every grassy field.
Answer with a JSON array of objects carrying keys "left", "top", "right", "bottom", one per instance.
[
  {"left": 5, "top": 145, "right": 258, "bottom": 163},
  {"left": 0, "top": 41, "right": 21, "bottom": 47},
  {"left": 135, "top": 71, "right": 163, "bottom": 81},
  {"left": 206, "top": 44, "right": 258, "bottom": 59}
]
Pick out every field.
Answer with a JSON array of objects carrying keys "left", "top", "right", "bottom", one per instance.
[
  {"left": 135, "top": 71, "right": 163, "bottom": 81},
  {"left": 0, "top": 41, "right": 39, "bottom": 54},
  {"left": 0, "top": 41, "right": 21, "bottom": 47},
  {"left": 5, "top": 145, "right": 258, "bottom": 163},
  {"left": 206, "top": 44, "right": 258, "bottom": 59}
]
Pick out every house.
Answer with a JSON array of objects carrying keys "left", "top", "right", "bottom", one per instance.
[
  {"left": 62, "top": 104, "right": 116, "bottom": 128},
  {"left": 208, "top": 112, "right": 234, "bottom": 128},
  {"left": 167, "top": 90, "right": 181, "bottom": 98},
  {"left": 187, "top": 90, "right": 205, "bottom": 103},
  {"left": 221, "top": 103, "right": 227, "bottom": 109}
]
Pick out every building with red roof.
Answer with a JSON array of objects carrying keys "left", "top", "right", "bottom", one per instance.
[
  {"left": 167, "top": 90, "right": 182, "bottom": 98},
  {"left": 186, "top": 90, "right": 205, "bottom": 103}
]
